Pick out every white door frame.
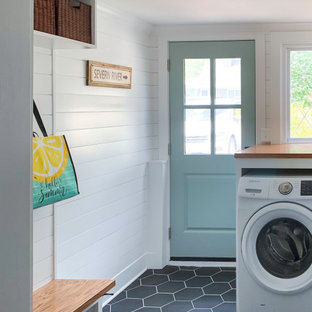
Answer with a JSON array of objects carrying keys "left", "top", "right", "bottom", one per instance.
[{"left": 156, "top": 25, "right": 266, "bottom": 265}]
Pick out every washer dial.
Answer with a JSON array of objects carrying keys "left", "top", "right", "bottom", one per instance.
[{"left": 278, "top": 182, "right": 293, "bottom": 195}]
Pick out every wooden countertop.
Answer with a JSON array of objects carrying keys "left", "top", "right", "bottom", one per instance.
[
  {"left": 234, "top": 143, "right": 312, "bottom": 158},
  {"left": 33, "top": 279, "right": 115, "bottom": 312}
]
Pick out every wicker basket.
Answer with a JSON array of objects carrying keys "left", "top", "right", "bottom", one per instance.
[
  {"left": 56, "top": 0, "right": 92, "bottom": 44},
  {"left": 34, "top": 0, "right": 56, "bottom": 35}
]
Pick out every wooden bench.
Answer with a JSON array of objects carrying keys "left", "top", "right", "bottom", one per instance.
[{"left": 33, "top": 279, "right": 115, "bottom": 312}]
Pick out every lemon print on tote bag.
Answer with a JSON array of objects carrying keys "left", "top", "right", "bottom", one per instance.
[
  {"left": 33, "top": 101, "right": 79, "bottom": 209},
  {"left": 33, "top": 136, "right": 69, "bottom": 183}
]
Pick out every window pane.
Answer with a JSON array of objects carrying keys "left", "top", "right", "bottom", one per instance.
[
  {"left": 185, "top": 59, "right": 211, "bottom": 105},
  {"left": 185, "top": 109, "right": 211, "bottom": 155},
  {"left": 215, "top": 58, "right": 241, "bottom": 105},
  {"left": 215, "top": 109, "right": 241, "bottom": 154},
  {"left": 290, "top": 50, "right": 312, "bottom": 138}
]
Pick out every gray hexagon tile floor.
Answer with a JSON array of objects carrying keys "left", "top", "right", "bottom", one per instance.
[{"left": 103, "top": 266, "right": 236, "bottom": 312}]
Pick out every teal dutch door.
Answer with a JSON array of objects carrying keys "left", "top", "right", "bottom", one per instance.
[{"left": 169, "top": 40, "right": 255, "bottom": 258}]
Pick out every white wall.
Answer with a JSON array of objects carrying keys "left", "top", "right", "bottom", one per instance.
[
  {"left": 32, "top": 2, "right": 158, "bottom": 292},
  {"left": 33, "top": 47, "right": 54, "bottom": 290},
  {"left": 0, "top": 0, "right": 33, "bottom": 310}
]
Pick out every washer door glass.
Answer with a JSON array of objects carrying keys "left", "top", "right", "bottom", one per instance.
[{"left": 256, "top": 218, "right": 312, "bottom": 278}]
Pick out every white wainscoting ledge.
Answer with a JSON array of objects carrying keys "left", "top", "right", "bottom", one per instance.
[{"left": 146, "top": 160, "right": 169, "bottom": 269}]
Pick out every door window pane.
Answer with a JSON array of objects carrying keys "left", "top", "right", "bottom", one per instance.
[
  {"left": 185, "top": 109, "right": 211, "bottom": 155},
  {"left": 215, "top": 58, "right": 241, "bottom": 105},
  {"left": 290, "top": 50, "right": 312, "bottom": 138},
  {"left": 215, "top": 109, "right": 241, "bottom": 154},
  {"left": 185, "top": 59, "right": 211, "bottom": 105}
]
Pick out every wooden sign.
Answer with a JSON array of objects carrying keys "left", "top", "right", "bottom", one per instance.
[{"left": 87, "top": 61, "right": 132, "bottom": 89}]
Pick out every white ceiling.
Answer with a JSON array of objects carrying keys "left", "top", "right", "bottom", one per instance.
[{"left": 107, "top": 0, "right": 312, "bottom": 24}]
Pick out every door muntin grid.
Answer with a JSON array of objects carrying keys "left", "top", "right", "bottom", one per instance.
[{"left": 184, "top": 58, "right": 242, "bottom": 155}]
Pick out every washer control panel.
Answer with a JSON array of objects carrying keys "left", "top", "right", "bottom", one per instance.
[
  {"left": 278, "top": 182, "right": 293, "bottom": 195},
  {"left": 238, "top": 174, "right": 312, "bottom": 200}
]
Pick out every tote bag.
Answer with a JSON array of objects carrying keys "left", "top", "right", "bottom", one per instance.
[{"left": 33, "top": 101, "right": 79, "bottom": 209}]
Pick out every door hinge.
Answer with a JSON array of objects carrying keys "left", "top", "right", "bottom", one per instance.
[
  {"left": 168, "top": 143, "right": 171, "bottom": 156},
  {"left": 167, "top": 59, "right": 171, "bottom": 72},
  {"left": 168, "top": 228, "right": 172, "bottom": 240}
]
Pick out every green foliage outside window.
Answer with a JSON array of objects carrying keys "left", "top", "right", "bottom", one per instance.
[{"left": 290, "top": 51, "right": 312, "bottom": 138}]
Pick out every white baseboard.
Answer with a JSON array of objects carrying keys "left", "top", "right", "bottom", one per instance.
[
  {"left": 169, "top": 260, "right": 236, "bottom": 267},
  {"left": 102, "top": 253, "right": 148, "bottom": 306}
]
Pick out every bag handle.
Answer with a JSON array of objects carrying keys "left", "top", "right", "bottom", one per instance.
[{"left": 33, "top": 100, "right": 48, "bottom": 137}]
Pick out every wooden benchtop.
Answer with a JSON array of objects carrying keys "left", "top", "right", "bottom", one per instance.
[
  {"left": 33, "top": 279, "right": 115, "bottom": 312},
  {"left": 234, "top": 143, "right": 312, "bottom": 158}
]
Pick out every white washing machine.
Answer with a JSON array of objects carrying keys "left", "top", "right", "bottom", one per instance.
[{"left": 237, "top": 173, "right": 312, "bottom": 312}]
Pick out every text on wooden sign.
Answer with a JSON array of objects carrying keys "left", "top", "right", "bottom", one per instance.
[{"left": 87, "top": 61, "right": 132, "bottom": 88}]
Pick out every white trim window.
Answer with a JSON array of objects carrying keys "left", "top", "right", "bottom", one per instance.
[
  {"left": 287, "top": 47, "right": 312, "bottom": 142},
  {"left": 271, "top": 32, "right": 312, "bottom": 144}
]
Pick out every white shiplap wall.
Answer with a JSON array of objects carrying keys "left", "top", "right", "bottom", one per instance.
[
  {"left": 32, "top": 5, "right": 158, "bottom": 291},
  {"left": 33, "top": 47, "right": 54, "bottom": 290},
  {"left": 52, "top": 5, "right": 158, "bottom": 292}
]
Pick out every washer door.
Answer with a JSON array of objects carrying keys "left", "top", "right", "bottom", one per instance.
[{"left": 242, "top": 202, "right": 312, "bottom": 294}]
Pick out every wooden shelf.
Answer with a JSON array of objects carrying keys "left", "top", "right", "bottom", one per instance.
[
  {"left": 34, "top": 30, "right": 96, "bottom": 49},
  {"left": 33, "top": 279, "right": 115, "bottom": 312}
]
